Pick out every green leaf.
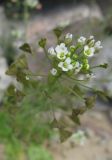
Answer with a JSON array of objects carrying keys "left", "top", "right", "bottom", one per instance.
[
  {"left": 50, "top": 119, "right": 59, "bottom": 128},
  {"left": 72, "top": 108, "right": 86, "bottom": 116},
  {"left": 59, "top": 129, "right": 72, "bottom": 142},
  {"left": 16, "top": 54, "right": 28, "bottom": 69},
  {"left": 19, "top": 43, "right": 32, "bottom": 54},
  {"left": 85, "top": 96, "right": 96, "bottom": 109},
  {"left": 38, "top": 38, "right": 46, "bottom": 48},
  {"left": 69, "top": 108, "right": 87, "bottom": 125},
  {"left": 70, "top": 110, "right": 80, "bottom": 125},
  {"left": 99, "top": 63, "right": 108, "bottom": 69},
  {"left": 94, "top": 90, "right": 108, "bottom": 101},
  {"left": 6, "top": 63, "right": 17, "bottom": 75},
  {"left": 7, "top": 85, "right": 25, "bottom": 96},
  {"left": 7, "top": 85, "right": 16, "bottom": 96},
  {"left": 53, "top": 27, "right": 63, "bottom": 39},
  {"left": 15, "top": 90, "right": 25, "bottom": 101},
  {"left": 6, "top": 54, "right": 28, "bottom": 76}
]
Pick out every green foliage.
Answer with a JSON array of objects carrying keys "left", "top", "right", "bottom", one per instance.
[
  {"left": 5, "top": 143, "right": 53, "bottom": 160},
  {"left": 19, "top": 43, "right": 33, "bottom": 54},
  {"left": 53, "top": 27, "right": 63, "bottom": 39},
  {"left": 99, "top": 63, "right": 108, "bottom": 69},
  {"left": 5, "top": 140, "right": 22, "bottom": 160},
  {"left": 38, "top": 38, "right": 47, "bottom": 48},
  {"left": 28, "top": 145, "right": 53, "bottom": 160},
  {"left": 0, "top": 112, "right": 12, "bottom": 139}
]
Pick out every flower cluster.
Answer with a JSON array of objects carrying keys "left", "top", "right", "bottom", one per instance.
[{"left": 48, "top": 34, "right": 103, "bottom": 76}]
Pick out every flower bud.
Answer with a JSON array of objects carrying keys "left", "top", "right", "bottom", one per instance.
[{"left": 65, "top": 33, "right": 73, "bottom": 44}]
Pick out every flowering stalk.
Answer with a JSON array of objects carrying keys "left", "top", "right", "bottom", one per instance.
[{"left": 5, "top": 31, "right": 108, "bottom": 145}]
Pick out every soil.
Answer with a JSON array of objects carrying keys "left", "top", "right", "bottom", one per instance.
[{"left": 50, "top": 109, "right": 112, "bottom": 160}]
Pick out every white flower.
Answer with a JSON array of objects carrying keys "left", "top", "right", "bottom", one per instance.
[
  {"left": 26, "top": 76, "right": 30, "bottom": 80},
  {"left": 95, "top": 41, "right": 103, "bottom": 50},
  {"left": 65, "top": 33, "right": 73, "bottom": 39},
  {"left": 55, "top": 43, "right": 68, "bottom": 60},
  {"left": 84, "top": 45, "right": 95, "bottom": 57},
  {"left": 89, "top": 35, "right": 94, "bottom": 40},
  {"left": 50, "top": 68, "right": 57, "bottom": 76},
  {"left": 48, "top": 47, "right": 56, "bottom": 56},
  {"left": 71, "top": 130, "right": 86, "bottom": 146},
  {"left": 78, "top": 36, "right": 86, "bottom": 44},
  {"left": 58, "top": 57, "right": 73, "bottom": 72}
]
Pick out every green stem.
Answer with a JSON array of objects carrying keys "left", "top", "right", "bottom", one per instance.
[
  {"left": 68, "top": 76, "right": 87, "bottom": 82},
  {"left": 43, "top": 47, "right": 52, "bottom": 63},
  {"left": 58, "top": 79, "right": 84, "bottom": 101},
  {"left": 26, "top": 73, "right": 47, "bottom": 77},
  {"left": 23, "top": 0, "right": 29, "bottom": 41},
  {"left": 90, "top": 65, "right": 101, "bottom": 69},
  {"left": 77, "top": 82, "right": 94, "bottom": 90},
  {"left": 67, "top": 87, "right": 83, "bottom": 100},
  {"left": 63, "top": 75, "right": 94, "bottom": 91}
]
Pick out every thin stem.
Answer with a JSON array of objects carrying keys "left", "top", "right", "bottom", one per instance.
[
  {"left": 58, "top": 79, "right": 84, "bottom": 101},
  {"left": 63, "top": 75, "right": 94, "bottom": 91},
  {"left": 67, "top": 87, "right": 83, "bottom": 100},
  {"left": 23, "top": 0, "right": 29, "bottom": 41},
  {"left": 90, "top": 65, "right": 100, "bottom": 69},
  {"left": 69, "top": 76, "right": 87, "bottom": 82},
  {"left": 50, "top": 102, "right": 56, "bottom": 121},
  {"left": 43, "top": 47, "right": 51, "bottom": 62},
  {"left": 77, "top": 82, "right": 94, "bottom": 90},
  {"left": 26, "top": 73, "right": 47, "bottom": 77}
]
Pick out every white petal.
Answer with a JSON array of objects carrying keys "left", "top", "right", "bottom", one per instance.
[
  {"left": 55, "top": 45, "right": 61, "bottom": 53},
  {"left": 90, "top": 47, "right": 95, "bottom": 53},
  {"left": 68, "top": 64, "right": 73, "bottom": 70},
  {"left": 78, "top": 36, "right": 86, "bottom": 44},
  {"left": 95, "top": 41, "right": 103, "bottom": 49},
  {"left": 84, "top": 45, "right": 89, "bottom": 51},
  {"left": 26, "top": 76, "right": 29, "bottom": 80},
  {"left": 50, "top": 68, "right": 57, "bottom": 75},
  {"left": 75, "top": 61, "right": 80, "bottom": 68},
  {"left": 62, "top": 67, "right": 69, "bottom": 71},
  {"left": 55, "top": 43, "right": 68, "bottom": 55},
  {"left": 89, "top": 35, "right": 94, "bottom": 40},
  {"left": 58, "top": 62, "right": 63, "bottom": 68},
  {"left": 65, "top": 33, "right": 73, "bottom": 39},
  {"left": 48, "top": 47, "right": 56, "bottom": 56},
  {"left": 65, "top": 57, "right": 71, "bottom": 64},
  {"left": 60, "top": 43, "right": 65, "bottom": 47}
]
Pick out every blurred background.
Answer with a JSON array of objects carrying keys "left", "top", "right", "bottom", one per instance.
[{"left": 0, "top": 0, "right": 112, "bottom": 160}]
